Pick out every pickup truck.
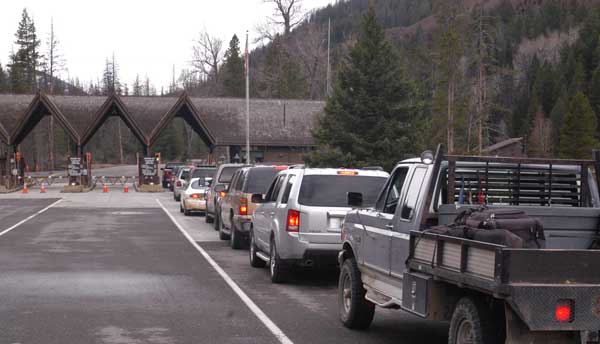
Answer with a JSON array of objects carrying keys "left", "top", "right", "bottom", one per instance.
[{"left": 339, "top": 146, "right": 600, "bottom": 344}]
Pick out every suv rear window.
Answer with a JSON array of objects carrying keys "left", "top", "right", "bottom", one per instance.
[
  {"left": 219, "top": 166, "right": 242, "bottom": 183},
  {"left": 244, "top": 168, "right": 280, "bottom": 194},
  {"left": 298, "top": 175, "right": 387, "bottom": 207},
  {"left": 191, "top": 179, "right": 210, "bottom": 189},
  {"left": 191, "top": 168, "right": 215, "bottom": 179},
  {"left": 180, "top": 169, "right": 190, "bottom": 180}
]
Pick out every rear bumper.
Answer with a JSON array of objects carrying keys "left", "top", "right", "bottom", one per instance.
[
  {"left": 184, "top": 199, "right": 207, "bottom": 211},
  {"left": 233, "top": 215, "right": 252, "bottom": 233},
  {"left": 278, "top": 232, "right": 341, "bottom": 262}
]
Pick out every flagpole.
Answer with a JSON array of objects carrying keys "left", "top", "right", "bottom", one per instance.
[{"left": 245, "top": 31, "right": 251, "bottom": 164}]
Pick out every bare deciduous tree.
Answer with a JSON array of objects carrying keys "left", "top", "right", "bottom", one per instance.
[
  {"left": 261, "top": 0, "right": 304, "bottom": 39},
  {"left": 192, "top": 30, "right": 224, "bottom": 87},
  {"left": 292, "top": 25, "right": 327, "bottom": 99}
]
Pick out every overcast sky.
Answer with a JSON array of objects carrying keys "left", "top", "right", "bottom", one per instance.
[{"left": 0, "top": 0, "right": 334, "bottom": 92}]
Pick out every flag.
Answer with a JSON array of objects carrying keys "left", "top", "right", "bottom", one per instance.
[{"left": 244, "top": 32, "right": 249, "bottom": 76}]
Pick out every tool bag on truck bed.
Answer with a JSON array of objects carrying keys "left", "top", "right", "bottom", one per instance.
[{"left": 428, "top": 208, "right": 546, "bottom": 248}]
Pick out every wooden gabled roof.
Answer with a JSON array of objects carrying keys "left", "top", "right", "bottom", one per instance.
[{"left": 0, "top": 92, "right": 324, "bottom": 149}]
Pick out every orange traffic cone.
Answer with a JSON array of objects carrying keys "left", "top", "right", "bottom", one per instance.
[
  {"left": 22, "top": 183, "right": 28, "bottom": 194},
  {"left": 40, "top": 183, "right": 46, "bottom": 193},
  {"left": 103, "top": 184, "right": 108, "bottom": 193},
  {"left": 123, "top": 184, "right": 129, "bottom": 193}
]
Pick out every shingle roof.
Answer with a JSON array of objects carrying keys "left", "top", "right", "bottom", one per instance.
[
  {"left": 120, "top": 96, "right": 179, "bottom": 137},
  {"left": 0, "top": 93, "right": 324, "bottom": 148},
  {"left": 48, "top": 95, "right": 108, "bottom": 137},
  {"left": 0, "top": 94, "right": 35, "bottom": 137},
  {"left": 190, "top": 98, "right": 322, "bottom": 146}
]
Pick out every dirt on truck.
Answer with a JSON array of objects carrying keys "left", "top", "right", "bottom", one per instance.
[{"left": 339, "top": 145, "right": 600, "bottom": 344}]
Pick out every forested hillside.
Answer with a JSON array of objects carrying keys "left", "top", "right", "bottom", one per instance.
[
  {"left": 300, "top": 0, "right": 600, "bottom": 158},
  {"left": 3, "top": 0, "right": 600, "bottom": 169}
]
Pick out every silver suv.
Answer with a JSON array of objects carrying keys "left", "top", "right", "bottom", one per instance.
[{"left": 248, "top": 167, "right": 389, "bottom": 283}]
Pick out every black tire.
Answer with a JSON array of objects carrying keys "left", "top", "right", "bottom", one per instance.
[
  {"left": 449, "top": 297, "right": 504, "bottom": 344},
  {"left": 173, "top": 193, "right": 177, "bottom": 201},
  {"left": 230, "top": 218, "right": 244, "bottom": 250},
  {"left": 249, "top": 229, "right": 266, "bottom": 268},
  {"left": 219, "top": 216, "right": 230, "bottom": 240},
  {"left": 338, "top": 257, "right": 375, "bottom": 329},
  {"left": 175, "top": 194, "right": 180, "bottom": 202},
  {"left": 269, "top": 239, "right": 288, "bottom": 283},
  {"left": 180, "top": 204, "right": 184, "bottom": 213},
  {"left": 205, "top": 213, "right": 214, "bottom": 223},
  {"left": 213, "top": 212, "right": 220, "bottom": 231},
  {"left": 184, "top": 207, "right": 191, "bottom": 216}
]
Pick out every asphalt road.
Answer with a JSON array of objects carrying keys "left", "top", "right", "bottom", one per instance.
[{"left": 0, "top": 191, "right": 449, "bottom": 344}]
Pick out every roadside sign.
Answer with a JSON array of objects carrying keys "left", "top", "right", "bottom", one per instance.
[
  {"left": 142, "top": 157, "right": 157, "bottom": 176},
  {"left": 68, "top": 157, "right": 82, "bottom": 176}
]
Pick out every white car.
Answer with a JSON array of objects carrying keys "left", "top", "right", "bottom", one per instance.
[
  {"left": 249, "top": 167, "right": 389, "bottom": 283},
  {"left": 173, "top": 167, "right": 192, "bottom": 202},
  {"left": 180, "top": 177, "right": 211, "bottom": 216}
]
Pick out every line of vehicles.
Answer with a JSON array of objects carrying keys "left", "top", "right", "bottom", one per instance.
[{"left": 162, "top": 146, "right": 600, "bottom": 344}]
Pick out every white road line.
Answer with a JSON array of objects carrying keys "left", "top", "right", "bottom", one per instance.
[
  {"left": 156, "top": 199, "right": 294, "bottom": 344},
  {"left": 0, "top": 199, "right": 63, "bottom": 238}
]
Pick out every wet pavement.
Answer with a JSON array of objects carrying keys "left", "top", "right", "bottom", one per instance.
[{"left": 0, "top": 191, "right": 448, "bottom": 344}]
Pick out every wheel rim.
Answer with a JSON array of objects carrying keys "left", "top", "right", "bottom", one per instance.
[
  {"left": 456, "top": 319, "right": 475, "bottom": 344},
  {"left": 270, "top": 244, "right": 276, "bottom": 276},
  {"left": 342, "top": 272, "right": 352, "bottom": 314}
]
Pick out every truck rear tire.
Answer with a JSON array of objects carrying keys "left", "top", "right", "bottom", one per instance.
[
  {"left": 205, "top": 213, "right": 214, "bottom": 223},
  {"left": 219, "top": 218, "right": 230, "bottom": 240},
  {"left": 338, "top": 257, "right": 375, "bottom": 330},
  {"left": 449, "top": 297, "right": 503, "bottom": 344},
  {"left": 230, "top": 221, "right": 243, "bottom": 250}
]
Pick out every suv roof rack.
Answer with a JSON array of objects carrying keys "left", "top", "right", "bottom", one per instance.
[
  {"left": 289, "top": 164, "right": 305, "bottom": 169},
  {"left": 361, "top": 166, "right": 384, "bottom": 171}
]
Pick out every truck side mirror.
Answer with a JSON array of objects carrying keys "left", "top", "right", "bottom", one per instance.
[
  {"left": 347, "top": 192, "right": 363, "bottom": 208},
  {"left": 251, "top": 193, "right": 264, "bottom": 204}
]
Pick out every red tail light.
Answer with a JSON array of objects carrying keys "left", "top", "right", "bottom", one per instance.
[
  {"left": 239, "top": 198, "right": 248, "bottom": 215},
  {"left": 555, "top": 300, "right": 574, "bottom": 323},
  {"left": 219, "top": 191, "right": 226, "bottom": 198},
  {"left": 191, "top": 194, "right": 203, "bottom": 199},
  {"left": 286, "top": 209, "right": 300, "bottom": 232}
]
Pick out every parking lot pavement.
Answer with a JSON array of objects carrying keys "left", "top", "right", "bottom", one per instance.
[
  {"left": 0, "top": 198, "right": 61, "bottom": 231},
  {"left": 156, "top": 192, "right": 449, "bottom": 344},
  {"left": 0, "top": 201, "right": 277, "bottom": 344}
]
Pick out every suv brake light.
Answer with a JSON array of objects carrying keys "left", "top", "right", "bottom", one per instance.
[
  {"left": 286, "top": 209, "right": 300, "bottom": 232},
  {"left": 191, "top": 194, "right": 203, "bottom": 199},
  {"left": 337, "top": 170, "right": 358, "bottom": 176},
  {"left": 239, "top": 198, "right": 248, "bottom": 215},
  {"left": 219, "top": 191, "right": 226, "bottom": 198}
]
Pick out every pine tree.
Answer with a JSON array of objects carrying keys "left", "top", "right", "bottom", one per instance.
[
  {"left": 132, "top": 74, "right": 142, "bottom": 96},
  {"left": 559, "top": 92, "right": 598, "bottom": 159},
  {"left": 0, "top": 64, "right": 6, "bottom": 93},
  {"left": 9, "top": 9, "right": 41, "bottom": 93},
  {"left": 305, "top": 7, "right": 419, "bottom": 171},
  {"left": 222, "top": 35, "right": 245, "bottom": 97}
]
